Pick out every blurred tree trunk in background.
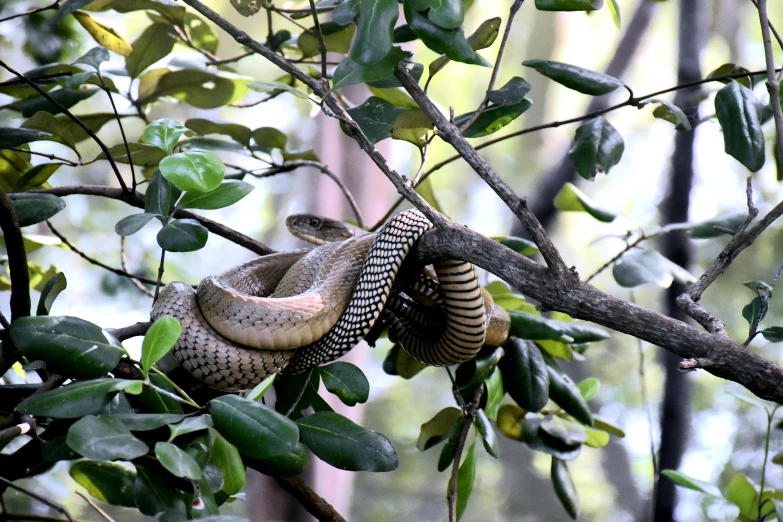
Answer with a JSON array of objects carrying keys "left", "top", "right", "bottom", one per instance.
[{"left": 653, "top": 0, "right": 708, "bottom": 520}]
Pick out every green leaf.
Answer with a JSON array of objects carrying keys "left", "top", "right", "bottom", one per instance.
[
  {"left": 540, "top": 416, "right": 587, "bottom": 446},
  {"left": 455, "top": 347, "right": 504, "bottom": 394},
  {"left": 332, "top": 47, "right": 411, "bottom": 91},
  {"left": 159, "top": 149, "right": 224, "bottom": 192},
  {"left": 37, "top": 272, "right": 67, "bottom": 316},
  {"left": 521, "top": 416, "right": 582, "bottom": 460},
  {"left": 483, "top": 368, "right": 504, "bottom": 420},
  {"left": 403, "top": 1, "right": 488, "bottom": 66},
  {"left": 350, "top": 0, "right": 399, "bottom": 65},
  {"left": 211, "top": 431, "right": 245, "bottom": 495},
  {"left": 568, "top": 116, "right": 624, "bottom": 180},
  {"left": 210, "top": 395, "right": 299, "bottom": 460},
  {"left": 49, "top": 0, "right": 97, "bottom": 26},
  {"left": 9, "top": 87, "right": 99, "bottom": 117},
  {"left": 134, "top": 466, "right": 186, "bottom": 518},
  {"left": 414, "top": 0, "right": 464, "bottom": 29},
  {"left": 418, "top": 407, "right": 462, "bottom": 451},
  {"left": 455, "top": 99, "right": 532, "bottom": 138},
  {"left": 548, "top": 367, "right": 593, "bottom": 426},
  {"left": 551, "top": 458, "right": 580, "bottom": 520},
  {"left": 109, "top": 413, "right": 185, "bottom": 431},
  {"left": 613, "top": 248, "right": 696, "bottom": 288},
  {"left": 491, "top": 236, "right": 538, "bottom": 256},
  {"left": 448, "top": 440, "right": 478, "bottom": 521},
  {"left": 10, "top": 316, "right": 124, "bottom": 379},
  {"left": 136, "top": 373, "right": 183, "bottom": 414},
  {"left": 660, "top": 469, "right": 722, "bottom": 497},
  {"left": 499, "top": 338, "right": 550, "bottom": 412},
  {"left": 21, "top": 111, "right": 77, "bottom": 150},
  {"left": 507, "top": 310, "right": 575, "bottom": 343},
  {"left": 577, "top": 377, "right": 600, "bottom": 401},
  {"left": 760, "top": 327, "right": 783, "bottom": 342},
  {"left": 584, "top": 427, "right": 610, "bottom": 448},
  {"left": 246, "top": 374, "right": 275, "bottom": 402},
  {"left": 707, "top": 63, "right": 754, "bottom": 89},
  {"left": 365, "top": 62, "right": 424, "bottom": 89},
  {"left": 474, "top": 409, "right": 498, "bottom": 457},
  {"left": 9, "top": 193, "right": 65, "bottom": 227},
  {"left": 389, "top": 109, "right": 433, "bottom": 146},
  {"left": 743, "top": 297, "right": 763, "bottom": 328},
  {"left": 606, "top": 0, "right": 621, "bottom": 28},
  {"left": 141, "top": 316, "right": 181, "bottom": 376},
  {"left": 297, "top": 411, "right": 398, "bottom": 472},
  {"left": 184, "top": 12, "right": 217, "bottom": 53},
  {"left": 186, "top": 118, "right": 252, "bottom": 147},
  {"left": 319, "top": 362, "right": 369, "bottom": 406},
  {"left": 701, "top": 497, "right": 741, "bottom": 522},
  {"left": 155, "top": 441, "right": 203, "bottom": 480},
  {"left": 646, "top": 99, "right": 691, "bottom": 131},
  {"left": 18, "top": 379, "right": 142, "bottom": 418},
  {"left": 593, "top": 416, "right": 625, "bottom": 438},
  {"left": 686, "top": 212, "right": 747, "bottom": 238},
  {"left": 0, "top": 127, "right": 52, "bottom": 148},
  {"left": 248, "top": 441, "right": 309, "bottom": 478},
  {"left": 715, "top": 81, "right": 765, "bottom": 172},
  {"left": 367, "top": 86, "right": 420, "bottom": 109},
  {"left": 177, "top": 180, "right": 254, "bottom": 210},
  {"left": 246, "top": 80, "right": 307, "bottom": 99},
  {"left": 438, "top": 415, "right": 465, "bottom": 471},
  {"left": 125, "top": 23, "right": 176, "bottom": 78},
  {"left": 168, "top": 415, "right": 213, "bottom": 440},
  {"left": 523, "top": 59, "right": 621, "bottom": 95},
  {"left": 725, "top": 475, "right": 757, "bottom": 518},
  {"left": 73, "top": 11, "right": 132, "bottom": 56},
  {"left": 16, "top": 162, "right": 62, "bottom": 191},
  {"left": 382, "top": 343, "right": 427, "bottom": 379},
  {"left": 428, "top": 17, "right": 500, "bottom": 79},
  {"left": 69, "top": 460, "right": 137, "bottom": 508},
  {"left": 333, "top": 0, "right": 361, "bottom": 25},
  {"left": 142, "top": 118, "right": 192, "bottom": 152},
  {"left": 486, "top": 77, "right": 532, "bottom": 106},
  {"left": 145, "top": 169, "right": 181, "bottom": 217},
  {"left": 554, "top": 182, "right": 617, "bottom": 222},
  {"left": 157, "top": 218, "right": 209, "bottom": 252},
  {"left": 282, "top": 149, "right": 320, "bottom": 162},
  {"left": 345, "top": 96, "right": 406, "bottom": 143},
  {"left": 138, "top": 68, "right": 250, "bottom": 109},
  {"left": 93, "top": 142, "right": 168, "bottom": 167},
  {"left": 496, "top": 404, "right": 524, "bottom": 440},
  {"left": 67, "top": 415, "right": 149, "bottom": 460},
  {"left": 298, "top": 22, "right": 356, "bottom": 58},
  {"left": 535, "top": 0, "right": 603, "bottom": 11},
  {"left": 115, "top": 213, "right": 156, "bottom": 237}
]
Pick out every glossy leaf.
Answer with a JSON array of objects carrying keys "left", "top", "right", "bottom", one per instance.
[
  {"left": 16, "top": 162, "right": 62, "bottom": 191},
  {"left": 415, "top": 0, "right": 464, "bottom": 29},
  {"left": 540, "top": 416, "right": 587, "bottom": 446},
  {"left": 760, "top": 327, "right": 783, "bottom": 342},
  {"left": 73, "top": 12, "right": 132, "bottom": 56},
  {"left": 177, "top": 180, "right": 254, "bottom": 210},
  {"left": 157, "top": 218, "right": 209, "bottom": 252},
  {"left": 687, "top": 212, "right": 747, "bottom": 238},
  {"left": 298, "top": 22, "right": 356, "bottom": 58},
  {"left": 184, "top": 12, "right": 217, "bottom": 53},
  {"left": 9, "top": 193, "right": 65, "bottom": 227},
  {"left": 168, "top": 415, "right": 214, "bottom": 441},
  {"left": 474, "top": 409, "right": 498, "bottom": 457},
  {"left": 134, "top": 466, "right": 186, "bottom": 518},
  {"left": 332, "top": 47, "right": 411, "bottom": 91},
  {"left": 593, "top": 416, "right": 625, "bottom": 438},
  {"left": 507, "top": 310, "right": 574, "bottom": 343},
  {"left": 333, "top": 0, "right": 361, "bottom": 25},
  {"left": 483, "top": 368, "right": 504, "bottom": 420},
  {"left": 455, "top": 346, "right": 504, "bottom": 393},
  {"left": 0, "top": 127, "right": 52, "bottom": 148},
  {"left": 211, "top": 431, "right": 245, "bottom": 495},
  {"left": 9, "top": 87, "right": 99, "bottom": 117},
  {"left": 69, "top": 460, "right": 137, "bottom": 508},
  {"left": 37, "top": 272, "right": 67, "bottom": 316},
  {"left": 110, "top": 413, "right": 185, "bottom": 431},
  {"left": 298, "top": 411, "right": 398, "bottom": 472},
  {"left": 660, "top": 470, "right": 722, "bottom": 498},
  {"left": 146, "top": 169, "right": 181, "bottom": 217},
  {"left": 496, "top": 404, "right": 525, "bottom": 440},
  {"left": 18, "top": 379, "right": 142, "bottom": 418},
  {"left": 389, "top": 109, "right": 433, "bottom": 146},
  {"left": 350, "top": 0, "right": 398, "bottom": 65},
  {"left": 726, "top": 474, "right": 757, "bottom": 518},
  {"left": 554, "top": 182, "right": 617, "bottom": 222},
  {"left": 93, "top": 142, "right": 167, "bottom": 167},
  {"left": 521, "top": 416, "right": 582, "bottom": 460},
  {"left": 499, "top": 338, "right": 550, "bottom": 412},
  {"left": 438, "top": 416, "right": 465, "bottom": 471},
  {"left": 707, "top": 63, "right": 754, "bottom": 89},
  {"left": 577, "top": 377, "right": 600, "bottom": 401},
  {"left": 248, "top": 441, "right": 309, "bottom": 478},
  {"left": 67, "top": 415, "right": 148, "bottom": 460},
  {"left": 417, "top": 407, "right": 462, "bottom": 451},
  {"left": 115, "top": 213, "right": 157, "bottom": 236},
  {"left": 139, "top": 69, "right": 249, "bottom": 109},
  {"left": 159, "top": 149, "right": 224, "bottom": 192},
  {"left": 210, "top": 395, "right": 299, "bottom": 460},
  {"left": 449, "top": 440, "right": 478, "bottom": 521},
  {"left": 551, "top": 458, "right": 580, "bottom": 520},
  {"left": 568, "top": 117, "right": 624, "bottom": 180},
  {"left": 428, "top": 17, "right": 500, "bottom": 79},
  {"left": 524, "top": 59, "right": 621, "bottom": 95},
  {"left": 141, "top": 316, "right": 181, "bottom": 376},
  {"left": 21, "top": 111, "right": 77, "bottom": 149},
  {"left": 487, "top": 77, "right": 532, "bottom": 106},
  {"left": 126, "top": 23, "right": 176, "bottom": 78},
  {"left": 136, "top": 373, "right": 183, "bottom": 414},
  {"left": 607, "top": 0, "right": 621, "bottom": 28},
  {"left": 345, "top": 96, "right": 405, "bottom": 144},
  {"left": 584, "top": 427, "right": 610, "bottom": 448},
  {"left": 382, "top": 343, "right": 427, "bottom": 379},
  {"left": 320, "top": 362, "right": 369, "bottom": 406},
  {"left": 404, "top": 1, "right": 488, "bottom": 66},
  {"left": 715, "top": 81, "right": 765, "bottom": 172},
  {"left": 246, "top": 374, "right": 276, "bottom": 402},
  {"left": 455, "top": 99, "right": 532, "bottom": 138},
  {"left": 186, "top": 118, "right": 252, "bottom": 147},
  {"left": 647, "top": 99, "right": 691, "bottom": 131},
  {"left": 535, "top": 0, "right": 603, "bottom": 10},
  {"left": 548, "top": 367, "right": 593, "bottom": 426},
  {"left": 142, "top": 118, "right": 191, "bottom": 152},
  {"left": 155, "top": 442, "right": 203, "bottom": 480},
  {"left": 613, "top": 248, "right": 696, "bottom": 288},
  {"left": 491, "top": 236, "right": 539, "bottom": 256},
  {"left": 10, "top": 316, "right": 124, "bottom": 379}
]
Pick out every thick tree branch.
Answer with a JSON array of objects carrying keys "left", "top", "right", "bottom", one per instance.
[
  {"left": 414, "top": 226, "right": 783, "bottom": 404},
  {"left": 0, "top": 190, "right": 30, "bottom": 322},
  {"left": 31, "top": 186, "right": 273, "bottom": 255},
  {"left": 274, "top": 476, "right": 347, "bottom": 522}
]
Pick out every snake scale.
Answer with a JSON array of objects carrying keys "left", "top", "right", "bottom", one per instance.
[{"left": 151, "top": 209, "right": 500, "bottom": 391}]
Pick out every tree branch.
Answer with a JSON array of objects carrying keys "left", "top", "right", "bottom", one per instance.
[
  {"left": 31, "top": 186, "right": 274, "bottom": 255},
  {"left": 0, "top": 190, "right": 30, "bottom": 322},
  {"left": 756, "top": 0, "right": 783, "bottom": 165},
  {"left": 274, "top": 476, "right": 347, "bottom": 522},
  {"left": 448, "top": 386, "right": 483, "bottom": 522},
  {"left": 0, "top": 1, "right": 60, "bottom": 24}
]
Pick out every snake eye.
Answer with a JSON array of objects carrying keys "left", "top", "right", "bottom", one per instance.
[{"left": 309, "top": 218, "right": 322, "bottom": 228}]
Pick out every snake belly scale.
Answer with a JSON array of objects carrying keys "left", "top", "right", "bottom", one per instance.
[{"left": 151, "top": 209, "right": 488, "bottom": 390}]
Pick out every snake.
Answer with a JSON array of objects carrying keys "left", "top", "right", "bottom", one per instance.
[{"left": 151, "top": 209, "right": 507, "bottom": 391}]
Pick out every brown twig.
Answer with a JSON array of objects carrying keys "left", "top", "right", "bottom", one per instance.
[
  {"left": 756, "top": 0, "right": 783, "bottom": 165},
  {"left": 258, "top": 161, "right": 364, "bottom": 227},
  {"left": 448, "top": 386, "right": 483, "bottom": 522},
  {"left": 109, "top": 321, "right": 152, "bottom": 342},
  {"left": 46, "top": 221, "right": 158, "bottom": 287},
  {"left": 4, "top": 147, "right": 80, "bottom": 166},
  {"left": 0, "top": 59, "right": 129, "bottom": 193},
  {"left": 75, "top": 491, "right": 115, "bottom": 522},
  {"left": 307, "top": 0, "right": 328, "bottom": 80},
  {"left": 274, "top": 476, "right": 347, "bottom": 522},
  {"left": 121, "top": 237, "right": 155, "bottom": 297},
  {"left": 0, "top": 1, "right": 60, "bottom": 24},
  {"left": 153, "top": 249, "right": 166, "bottom": 303},
  {"left": 0, "top": 476, "right": 75, "bottom": 522}
]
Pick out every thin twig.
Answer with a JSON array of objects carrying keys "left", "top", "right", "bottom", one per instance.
[
  {"left": 4, "top": 147, "right": 80, "bottom": 166},
  {"left": 75, "top": 491, "right": 115, "bottom": 522},
  {"left": 586, "top": 232, "right": 646, "bottom": 283},
  {"left": 0, "top": 476, "right": 75, "bottom": 522},
  {"left": 448, "top": 386, "right": 483, "bottom": 522},
  {"left": 0, "top": 1, "right": 60, "bottom": 24},
  {"left": 121, "top": 236, "right": 155, "bottom": 297},
  {"left": 756, "top": 0, "right": 783, "bottom": 166},
  {"left": 46, "top": 221, "right": 158, "bottom": 286},
  {"left": 0, "top": 59, "right": 129, "bottom": 193},
  {"left": 99, "top": 77, "right": 137, "bottom": 191},
  {"left": 153, "top": 249, "right": 166, "bottom": 303},
  {"left": 307, "top": 0, "right": 328, "bottom": 80},
  {"left": 750, "top": 0, "right": 783, "bottom": 51},
  {"left": 258, "top": 161, "right": 364, "bottom": 227}
]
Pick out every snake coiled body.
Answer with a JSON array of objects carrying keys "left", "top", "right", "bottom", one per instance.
[{"left": 151, "top": 210, "right": 489, "bottom": 390}]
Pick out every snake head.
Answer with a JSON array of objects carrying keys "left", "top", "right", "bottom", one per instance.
[{"left": 286, "top": 214, "right": 362, "bottom": 245}]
